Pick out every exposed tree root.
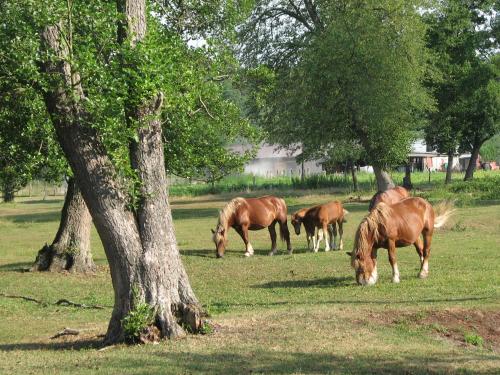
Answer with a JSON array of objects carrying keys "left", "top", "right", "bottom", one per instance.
[
  {"left": 0, "top": 293, "right": 109, "bottom": 309},
  {"left": 51, "top": 328, "right": 80, "bottom": 339}
]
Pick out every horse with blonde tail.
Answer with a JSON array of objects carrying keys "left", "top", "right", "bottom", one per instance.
[
  {"left": 211, "top": 196, "right": 292, "bottom": 258},
  {"left": 348, "top": 197, "right": 454, "bottom": 285}
]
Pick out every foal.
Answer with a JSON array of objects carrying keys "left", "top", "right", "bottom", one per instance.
[{"left": 291, "top": 201, "right": 348, "bottom": 252}]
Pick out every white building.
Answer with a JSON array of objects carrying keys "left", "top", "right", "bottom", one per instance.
[{"left": 231, "top": 143, "right": 323, "bottom": 177}]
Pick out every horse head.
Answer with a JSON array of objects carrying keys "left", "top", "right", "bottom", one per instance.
[
  {"left": 211, "top": 224, "right": 227, "bottom": 258},
  {"left": 291, "top": 209, "right": 307, "bottom": 235},
  {"left": 348, "top": 219, "right": 379, "bottom": 285}
]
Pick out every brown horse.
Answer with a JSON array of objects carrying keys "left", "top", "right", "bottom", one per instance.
[
  {"left": 368, "top": 186, "right": 409, "bottom": 211},
  {"left": 291, "top": 201, "right": 348, "bottom": 252},
  {"left": 211, "top": 196, "right": 292, "bottom": 258},
  {"left": 348, "top": 198, "right": 453, "bottom": 285}
]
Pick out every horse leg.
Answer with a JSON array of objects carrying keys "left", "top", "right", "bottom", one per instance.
[
  {"left": 387, "top": 239, "right": 400, "bottom": 283},
  {"left": 330, "top": 223, "right": 338, "bottom": 250},
  {"left": 414, "top": 237, "right": 424, "bottom": 275},
  {"left": 338, "top": 220, "right": 344, "bottom": 250},
  {"left": 238, "top": 225, "right": 253, "bottom": 257},
  {"left": 419, "top": 231, "right": 432, "bottom": 278},
  {"left": 268, "top": 222, "right": 278, "bottom": 256},
  {"left": 323, "top": 223, "right": 330, "bottom": 252},
  {"left": 314, "top": 227, "right": 323, "bottom": 253},
  {"left": 279, "top": 220, "right": 293, "bottom": 254}
]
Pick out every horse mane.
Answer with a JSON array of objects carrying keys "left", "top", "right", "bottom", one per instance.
[
  {"left": 217, "top": 197, "right": 246, "bottom": 230},
  {"left": 354, "top": 202, "right": 393, "bottom": 257}
]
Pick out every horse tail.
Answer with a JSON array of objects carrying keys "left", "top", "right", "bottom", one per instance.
[
  {"left": 342, "top": 208, "right": 349, "bottom": 223},
  {"left": 278, "top": 197, "right": 289, "bottom": 242},
  {"left": 433, "top": 200, "right": 455, "bottom": 228}
]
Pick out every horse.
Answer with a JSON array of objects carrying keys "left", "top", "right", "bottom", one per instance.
[
  {"left": 368, "top": 186, "right": 409, "bottom": 211},
  {"left": 291, "top": 201, "right": 348, "bottom": 252},
  {"left": 211, "top": 196, "right": 292, "bottom": 258},
  {"left": 348, "top": 197, "right": 454, "bottom": 285}
]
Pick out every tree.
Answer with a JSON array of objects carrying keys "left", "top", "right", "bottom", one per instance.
[
  {"left": 424, "top": 0, "right": 499, "bottom": 182},
  {"left": 241, "top": 0, "right": 433, "bottom": 191},
  {"left": 459, "top": 57, "right": 500, "bottom": 180}
]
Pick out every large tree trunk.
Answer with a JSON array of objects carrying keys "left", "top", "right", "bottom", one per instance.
[
  {"left": 403, "top": 163, "right": 413, "bottom": 190},
  {"left": 39, "top": 2, "right": 201, "bottom": 345},
  {"left": 31, "top": 178, "right": 95, "bottom": 273},
  {"left": 464, "top": 142, "right": 481, "bottom": 181},
  {"left": 350, "top": 161, "right": 358, "bottom": 192},
  {"left": 2, "top": 176, "right": 15, "bottom": 202},
  {"left": 372, "top": 165, "right": 395, "bottom": 192},
  {"left": 445, "top": 151, "right": 454, "bottom": 184}
]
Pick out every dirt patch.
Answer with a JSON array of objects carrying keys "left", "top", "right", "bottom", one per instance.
[{"left": 366, "top": 308, "right": 500, "bottom": 351}]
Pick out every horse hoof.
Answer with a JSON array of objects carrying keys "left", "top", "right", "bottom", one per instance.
[
  {"left": 392, "top": 277, "right": 400, "bottom": 283},
  {"left": 418, "top": 272, "right": 428, "bottom": 279},
  {"left": 268, "top": 251, "right": 275, "bottom": 256},
  {"left": 287, "top": 249, "right": 293, "bottom": 255},
  {"left": 244, "top": 252, "right": 252, "bottom": 257}
]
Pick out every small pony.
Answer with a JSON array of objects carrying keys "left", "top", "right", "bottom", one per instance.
[
  {"left": 291, "top": 201, "right": 348, "bottom": 252},
  {"left": 348, "top": 197, "right": 454, "bottom": 285},
  {"left": 211, "top": 196, "right": 292, "bottom": 258},
  {"left": 368, "top": 186, "right": 409, "bottom": 211}
]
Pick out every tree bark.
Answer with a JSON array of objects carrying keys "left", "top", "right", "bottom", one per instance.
[
  {"left": 445, "top": 151, "right": 454, "bottom": 184},
  {"left": 2, "top": 180, "right": 15, "bottom": 202},
  {"left": 403, "top": 163, "right": 413, "bottom": 190},
  {"left": 39, "top": 3, "right": 201, "bottom": 344},
  {"left": 31, "top": 178, "right": 95, "bottom": 273},
  {"left": 350, "top": 161, "right": 358, "bottom": 192},
  {"left": 464, "top": 142, "right": 481, "bottom": 181},
  {"left": 372, "top": 165, "right": 395, "bottom": 191}
]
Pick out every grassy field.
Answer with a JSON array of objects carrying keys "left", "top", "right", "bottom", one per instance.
[{"left": 0, "top": 188, "right": 499, "bottom": 374}]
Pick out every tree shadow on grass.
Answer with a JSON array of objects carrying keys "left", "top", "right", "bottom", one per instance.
[
  {"left": 1, "top": 211, "right": 61, "bottom": 223},
  {"left": 255, "top": 276, "right": 352, "bottom": 289},
  {"left": 0, "top": 338, "right": 102, "bottom": 352},
  {"left": 172, "top": 207, "right": 219, "bottom": 220},
  {"left": 1, "top": 345, "right": 498, "bottom": 374},
  {"left": 20, "top": 199, "right": 64, "bottom": 205},
  {"left": 0, "top": 262, "right": 32, "bottom": 272}
]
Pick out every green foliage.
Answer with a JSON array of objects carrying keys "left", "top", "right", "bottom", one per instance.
[
  {"left": 0, "top": 0, "right": 259, "bottom": 201},
  {"left": 464, "top": 332, "right": 484, "bottom": 347},
  {"left": 424, "top": 0, "right": 499, "bottom": 162},
  {"left": 480, "top": 133, "right": 500, "bottom": 163},
  {"left": 121, "top": 288, "right": 155, "bottom": 344},
  {"left": 242, "top": 0, "right": 433, "bottom": 170}
]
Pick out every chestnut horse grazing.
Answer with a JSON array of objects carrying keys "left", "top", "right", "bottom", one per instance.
[
  {"left": 349, "top": 198, "right": 454, "bottom": 285},
  {"left": 368, "top": 186, "right": 409, "bottom": 211},
  {"left": 291, "top": 201, "right": 348, "bottom": 252},
  {"left": 211, "top": 196, "right": 292, "bottom": 258}
]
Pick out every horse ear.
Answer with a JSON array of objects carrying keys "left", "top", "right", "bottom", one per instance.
[
  {"left": 211, "top": 228, "right": 215, "bottom": 234},
  {"left": 346, "top": 252, "right": 352, "bottom": 256}
]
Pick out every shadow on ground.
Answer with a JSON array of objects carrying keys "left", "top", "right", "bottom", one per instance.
[
  {"left": 0, "top": 344, "right": 497, "bottom": 374},
  {"left": 255, "top": 276, "right": 352, "bottom": 288},
  {"left": 0, "top": 262, "right": 32, "bottom": 272}
]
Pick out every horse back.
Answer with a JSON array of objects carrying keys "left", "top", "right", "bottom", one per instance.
[
  {"left": 388, "top": 197, "right": 433, "bottom": 243},
  {"left": 236, "top": 196, "right": 287, "bottom": 228},
  {"left": 306, "top": 201, "right": 344, "bottom": 226},
  {"left": 369, "top": 186, "right": 409, "bottom": 211}
]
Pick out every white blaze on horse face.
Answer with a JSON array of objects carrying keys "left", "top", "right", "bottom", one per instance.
[
  {"left": 245, "top": 243, "right": 254, "bottom": 257},
  {"left": 392, "top": 263, "right": 400, "bottom": 283}
]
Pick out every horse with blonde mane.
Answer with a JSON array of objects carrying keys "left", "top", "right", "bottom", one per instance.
[
  {"left": 368, "top": 186, "right": 409, "bottom": 211},
  {"left": 211, "top": 196, "right": 292, "bottom": 258},
  {"left": 291, "top": 201, "right": 348, "bottom": 252},
  {"left": 348, "top": 197, "right": 454, "bottom": 285}
]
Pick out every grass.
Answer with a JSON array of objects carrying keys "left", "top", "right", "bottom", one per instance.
[{"left": 0, "top": 185, "right": 499, "bottom": 374}]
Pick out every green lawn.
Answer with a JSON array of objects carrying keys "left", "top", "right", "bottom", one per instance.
[{"left": 0, "top": 192, "right": 499, "bottom": 374}]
